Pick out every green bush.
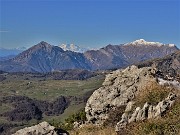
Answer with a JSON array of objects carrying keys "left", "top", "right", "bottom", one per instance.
[{"left": 50, "top": 109, "right": 87, "bottom": 131}]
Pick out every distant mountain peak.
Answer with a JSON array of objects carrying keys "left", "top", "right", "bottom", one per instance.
[
  {"left": 37, "top": 41, "right": 51, "bottom": 47},
  {"left": 168, "top": 44, "right": 176, "bottom": 47},
  {"left": 59, "top": 43, "right": 88, "bottom": 53},
  {"left": 126, "top": 39, "right": 163, "bottom": 46},
  {"left": 30, "top": 41, "right": 53, "bottom": 51},
  {"left": 39, "top": 41, "right": 49, "bottom": 45},
  {"left": 124, "top": 39, "right": 177, "bottom": 47}
]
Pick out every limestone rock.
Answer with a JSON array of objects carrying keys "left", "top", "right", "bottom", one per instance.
[
  {"left": 85, "top": 65, "right": 156, "bottom": 124},
  {"left": 115, "top": 93, "right": 176, "bottom": 132},
  {"left": 125, "top": 101, "right": 135, "bottom": 113},
  {"left": 148, "top": 105, "right": 156, "bottom": 119},
  {"left": 115, "top": 113, "right": 129, "bottom": 132},
  {"left": 12, "top": 121, "right": 62, "bottom": 135},
  {"left": 154, "top": 92, "right": 176, "bottom": 118},
  {"left": 73, "top": 121, "right": 81, "bottom": 129},
  {"left": 136, "top": 102, "right": 149, "bottom": 121},
  {"left": 128, "top": 107, "right": 141, "bottom": 123}
]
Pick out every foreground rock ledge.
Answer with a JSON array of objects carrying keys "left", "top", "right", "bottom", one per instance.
[
  {"left": 12, "top": 121, "right": 67, "bottom": 135},
  {"left": 85, "top": 65, "right": 157, "bottom": 125}
]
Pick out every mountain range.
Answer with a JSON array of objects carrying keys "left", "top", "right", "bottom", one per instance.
[
  {"left": 85, "top": 39, "right": 178, "bottom": 70},
  {"left": 0, "top": 41, "right": 90, "bottom": 73},
  {"left": 0, "top": 39, "right": 179, "bottom": 73}
]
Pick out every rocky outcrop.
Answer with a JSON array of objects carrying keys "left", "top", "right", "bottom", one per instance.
[
  {"left": 115, "top": 93, "right": 176, "bottom": 131},
  {"left": 12, "top": 122, "right": 59, "bottom": 135},
  {"left": 85, "top": 65, "right": 157, "bottom": 124}
]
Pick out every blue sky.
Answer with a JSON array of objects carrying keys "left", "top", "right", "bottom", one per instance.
[{"left": 0, "top": 0, "right": 180, "bottom": 48}]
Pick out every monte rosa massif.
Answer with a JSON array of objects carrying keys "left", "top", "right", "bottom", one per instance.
[{"left": 0, "top": 39, "right": 179, "bottom": 73}]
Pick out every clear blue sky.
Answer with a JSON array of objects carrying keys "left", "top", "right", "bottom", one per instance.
[{"left": 0, "top": 0, "right": 180, "bottom": 48}]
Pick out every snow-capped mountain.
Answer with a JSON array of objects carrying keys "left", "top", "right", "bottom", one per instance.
[
  {"left": 0, "top": 41, "right": 90, "bottom": 72},
  {"left": 125, "top": 39, "right": 175, "bottom": 47},
  {"left": 59, "top": 44, "right": 88, "bottom": 53},
  {"left": 84, "top": 39, "right": 178, "bottom": 70}
]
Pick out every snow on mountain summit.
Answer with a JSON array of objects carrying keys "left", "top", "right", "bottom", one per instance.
[
  {"left": 124, "top": 39, "right": 176, "bottom": 47},
  {"left": 59, "top": 44, "right": 88, "bottom": 53},
  {"left": 126, "top": 39, "right": 163, "bottom": 46}
]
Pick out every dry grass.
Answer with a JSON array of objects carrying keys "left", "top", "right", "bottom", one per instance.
[
  {"left": 120, "top": 97, "right": 180, "bottom": 135},
  {"left": 69, "top": 81, "right": 180, "bottom": 135},
  {"left": 69, "top": 124, "right": 117, "bottom": 135},
  {"left": 135, "top": 81, "right": 173, "bottom": 107},
  {"left": 0, "top": 77, "right": 104, "bottom": 101},
  {"left": 117, "top": 81, "right": 180, "bottom": 135}
]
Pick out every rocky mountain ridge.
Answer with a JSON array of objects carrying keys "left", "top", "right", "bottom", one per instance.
[
  {"left": 85, "top": 39, "right": 178, "bottom": 70},
  {"left": 0, "top": 41, "right": 91, "bottom": 73}
]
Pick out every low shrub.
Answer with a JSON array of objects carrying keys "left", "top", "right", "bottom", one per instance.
[
  {"left": 135, "top": 81, "right": 173, "bottom": 107},
  {"left": 50, "top": 109, "right": 86, "bottom": 131}
]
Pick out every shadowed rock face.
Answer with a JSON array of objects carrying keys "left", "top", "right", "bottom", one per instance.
[{"left": 85, "top": 65, "right": 157, "bottom": 124}]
